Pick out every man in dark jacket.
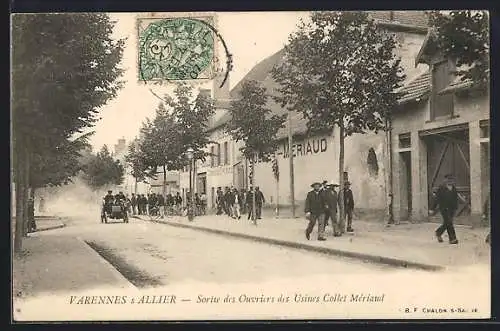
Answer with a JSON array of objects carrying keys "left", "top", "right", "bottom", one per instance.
[
  {"left": 175, "top": 192, "right": 182, "bottom": 214},
  {"left": 224, "top": 187, "right": 232, "bottom": 217},
  {"left": 324, "top": 183, "right": 341, "bottom": 236},
  {"left": 305, "top": 182, "right": 328, "bottom": 241},
  {"left": 433, "top": 174, "right": 460, "bottom": 244},
  {"left": 157, "top": 193, "right": 165, "bottom": 218},
  {"left": 104, "top": 190, "right": 114, "bottom": 214},
  {"left": 247, "top": 187, "right": 255, "bottom": 221},
  {"left": 255, "top": 187, "right": 265, "bottom": 219},
  {"left": 342, "top": 181, "right": 355, "bottom": 233},
  {"left": 216, "top": 187, "right": 224, "bottom": 215},
  {"left": 130, "top": 193, "right": 137, "bottom": 215}
]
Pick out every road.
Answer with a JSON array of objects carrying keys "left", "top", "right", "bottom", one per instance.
[{"left": 48, "top": 214, "right": 392, "bottom": 287}]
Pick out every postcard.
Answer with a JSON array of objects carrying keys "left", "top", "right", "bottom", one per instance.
[{"left": 11, "top": 10, "right": 491, "bottom": 321}]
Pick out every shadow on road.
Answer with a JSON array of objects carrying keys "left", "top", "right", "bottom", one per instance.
[{"left": 84, "top": 240, "right": 164, "bottom": 288}]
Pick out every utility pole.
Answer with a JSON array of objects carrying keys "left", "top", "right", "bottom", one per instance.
[{"left": 288, "top": 111, "right": 296, "bottom": 218}]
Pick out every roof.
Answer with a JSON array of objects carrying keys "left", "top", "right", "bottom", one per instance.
[
  {"left": 396, "top": 71, "right": 431, "bottom": 105},
  {"left": 207, "top": 11, "right": 432, "bottom": 134},
  {"left": 415, "top": 28, "right": 438, "bottom": 67},
  {"left": 438, "top": 76, "right": 474, "bottom": 95},
  {"left": 368, "top": 10, "right": 430, "bottom": 31},
  {"left": 229, "top": 49, "right": 285, "bottom": 99}
]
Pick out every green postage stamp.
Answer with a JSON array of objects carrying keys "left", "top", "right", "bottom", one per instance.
[{"left": 137, "top": 15, "right": 216, "bottom": 82}]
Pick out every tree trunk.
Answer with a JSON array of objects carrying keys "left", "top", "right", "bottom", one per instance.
[
  {"left": 162, "top": 165, "right": 167, "bottom": 197},
  {"left": 252, "top": 153, "right": 257, "bottom": 225},
  {"left": 386, "top": 117, "right": 394, "bottom": 224},
  {"left": 22, "top": 143, "right": 31, "bottom": 237},
  {"left": 13, "top": 134, "right": 25, "bottom": 254},
  {"left": 338, "top": 122, "right": 345, "bottom": 233},
  {"left": 276, "top": 175, "right": 279, "bottom": 218},
  {"left": 288, "top": 111, "right": 296, "bottom": 218}
]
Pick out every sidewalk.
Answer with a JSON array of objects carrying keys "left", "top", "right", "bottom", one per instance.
[
  {"left": 134, "top": 213, "right": 490, "bottom": 271},
  {"left": 33, "top": 215, "right": 66, "bottom": 232},
  {"left": 13, "top": 234, "right": 134, "bottom": 299}
]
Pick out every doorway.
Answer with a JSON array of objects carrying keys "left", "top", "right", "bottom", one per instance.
[
  {"left": 197, "top": 173, "right": 207, "bottom": 194},
  {"left": 423, "top": 126, "right": 471, "bottom": 218},
  {"left": 399, "top": 151, "right": 412, "bottom": 220}
]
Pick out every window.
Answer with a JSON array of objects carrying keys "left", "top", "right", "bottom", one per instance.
[
  {"left": 224, "top": 141, "right": 229, "bottom": 165},
  {"left": 367, "top": 148, "right": 379, "bottom": 177},
  {"left": 480, "top": 120, "right": 490, "bottom": 139},
  {"left": 216, "top": 143, "right": 221, "bottom": 166},
  {"left": 399, "top": 133, "right": 411, "bottom": 148},
  {"left": 210, "top": 146, "right": 215, "bottom": 167},
  {"left": 431, "top": 60, "right": 454, "bottom": 119}
]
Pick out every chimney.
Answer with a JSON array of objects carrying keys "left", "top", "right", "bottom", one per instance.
[{"left": 213, "top": 72, "right": 230, "bottom": 100}]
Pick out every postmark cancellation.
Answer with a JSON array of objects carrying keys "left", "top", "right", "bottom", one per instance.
[{"left": 137, "top": 13, "right": 218, "bottom": 83}]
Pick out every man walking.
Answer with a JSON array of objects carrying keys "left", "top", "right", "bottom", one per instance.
[
  {"left": 216, "top": 187, "right": 224, "bottom": 215},
  {"left": 305, "top": 182, "right": 327, "bottom": 241},
  {"left": 324, "top": 182, "right": 340, "bottom": 236},
  {"left": 342, "top": 181, "right": 355, "bottom": 233},
  {"left": 223, "top": 187, "right": 232, "bottom": 217},
  {"left": 255, "top": 187, "right": 265, "bottom": 219},
  {"left": 131, "top": 193, "right": 137, "bottom": 215},
  {"left": 158, "top": 193, "right": 165, "bottom": 218},
  {"left": 433, "top": 174, "right": 461, "bottom": 244},
  {"left": 232, "top": 187, "right": 242, "bottom": 220},
  {"left": 247, "top": 187, "right": 255, "bottom": 221}
]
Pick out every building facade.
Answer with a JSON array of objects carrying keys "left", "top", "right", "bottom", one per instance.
[
  {"left": 181, "top": 11, "right": 429, "bottom": 216},
  {"left": 390, "top": 28, "right": 490, "bottom": 225},
  {"left": 179, "top": 11, "right": 489, "bottom": 223}
]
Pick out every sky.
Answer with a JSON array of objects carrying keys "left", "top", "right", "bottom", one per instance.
[{"left": 89, "top": 12, "right": 310, "bottom": 151}]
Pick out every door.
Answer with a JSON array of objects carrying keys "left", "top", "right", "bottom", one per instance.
[
  {"left": 197, "top": 173, "right": 207, "bottom": 194},
  {"left": 425, "top": 129, "right": 470, "bottom": 217},
  {"left": 399, "top": 151, "right": 412, "bottom": 220},
  {"left": 233, "top": 162, "right": 244, "bottom": 190}
]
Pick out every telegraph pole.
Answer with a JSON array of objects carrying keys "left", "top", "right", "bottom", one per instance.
[{"left": 288, "top": 111, "right": 296, "bottom": 218}]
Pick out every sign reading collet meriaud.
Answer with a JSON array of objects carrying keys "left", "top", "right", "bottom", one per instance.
[{"left": 278, "top": 137, "right": 328, "bottom": 159}]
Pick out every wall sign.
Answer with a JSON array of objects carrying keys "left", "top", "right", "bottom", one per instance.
[{"left": 278, "top": 138, "right": 328, "bottom": 158}]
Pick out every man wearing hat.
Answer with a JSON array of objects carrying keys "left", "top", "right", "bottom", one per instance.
[
  {"left": 304, "top": 182, "right": 328, "bottom": 241},
  {"left": 432, "top": 174, "right": 460, "bottom": 244},
  {"left": 324, "top": 182, "right": 341, "bottom": 236},
  {"left": 342, "top": 181, "right": 355, "bottom": 233},
  {"left": 103, "top": 190, "right": 114, "bottom": 214}
]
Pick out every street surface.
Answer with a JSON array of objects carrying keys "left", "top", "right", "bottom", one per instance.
[{"left": 51, "top": 214, "right": 391, "bottom": 287}]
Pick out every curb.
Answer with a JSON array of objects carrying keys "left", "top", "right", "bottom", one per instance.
[
  {"left": 77, "top": 236, "right": 136, "bottom": 290},
  {"left": 34, "top": 224, "right": 66, "bottom": 232},
  {"left": 137, "top": 216, "right": 444, "bottom": 272}
]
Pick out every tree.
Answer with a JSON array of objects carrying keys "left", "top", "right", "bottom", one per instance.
[
  {"left": 11, "top": 13, "right": 124, "bottom": 252},
  {"left": 164, "top": 83, "right": 216, "bottom": 163},
  {"left": 130, "top": 84, "right": 215, "bottom": 202},
  {"left": 136, "top": 103, "right": 183, "bottom": 196},
  {"left": 226, "top": 80, "right": 286, "bottom": 224},
  {"left": 125, "top": 138, "right": 150, "bottom": 191},
  {"left": 272, "top": 11, "right": 405, "bottom": 231},
  {"left": 82, "top": 145, "right": 125, "bottom": 190},
  {"left": 428, "top": 10, "right": 489, "bottom": 90}
]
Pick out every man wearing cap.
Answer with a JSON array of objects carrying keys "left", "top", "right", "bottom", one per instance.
[
  {"left": 324, "top": 182, "right": 341, "bottom": 236},
  {"left": 321, "top": 180, "right": 329, "bottom": 226},
  {"left": 342, "top": 181, "right": 355, "bottom": 233},
  {"left": 433, "top": 174, "right": 461, "bottom": 244},
  {"left": 304, "top": 182, "right": 328, "bottom": 241}
]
